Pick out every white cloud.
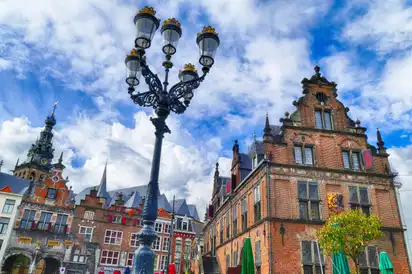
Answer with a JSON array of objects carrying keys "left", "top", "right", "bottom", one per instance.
[
  {"left": 343, "top": 0, "right": 412, "bottom": 55},
  {"left": 0, "top": 114, "right": 232, "bottom": 218}
]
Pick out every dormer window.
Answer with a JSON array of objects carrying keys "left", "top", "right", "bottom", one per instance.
[
  {"left": 315, "top": 109, "right": 332, "bottom": 130},
  {"left": 252, "top": 154, "right": 264, "bottom": 169},
  {"left": 47, "top": 188, "right": 57, "bottom": 200}
]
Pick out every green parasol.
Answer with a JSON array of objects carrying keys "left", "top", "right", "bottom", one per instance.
[
  {"left": 241, "top": 237, "right": 255, "bottom": 274},
  {"left": 379, "top": 252, "right": 394, "bottom": 274},
  {"left": 332, "top": 252, "right": 350, "bottom": 274}
]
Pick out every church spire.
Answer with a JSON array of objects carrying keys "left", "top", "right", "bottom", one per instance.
[
  {"left": 53, "top": 151, "right": 65, "bottom": 169},
  {"left": 97, "top": 161, "right": 110, "bottom": 200},
  {"left": 376, "top": 128, "right": 387, "bottom": 155},
  {"left": 25, "top": 102, "right": 59, "bottom": 169}
]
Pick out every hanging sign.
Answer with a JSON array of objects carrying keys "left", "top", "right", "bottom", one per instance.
[
  {"left": 47, "top": 240, "right": 60, "bottom": 247},
  {"left": 18, "top": 236, "right": 32, "bottom": 243}
]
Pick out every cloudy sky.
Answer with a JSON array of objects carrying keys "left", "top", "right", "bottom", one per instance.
[{"left": 1, "top": 0, "right": 412, "bottom": 246}]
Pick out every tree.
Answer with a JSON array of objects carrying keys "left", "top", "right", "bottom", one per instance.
[{"left": 317, "top": 209, "right": 384, "bottom": 274}]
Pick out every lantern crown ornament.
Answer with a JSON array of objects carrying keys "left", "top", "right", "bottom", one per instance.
[
  {"left": 136, "top": 6, "right": 157, "bottom": 16},
  {"left": 163, "top": 17, "right": 182, "bottom": 28},
  {"left": 197, "top": 26, "right": 219, "bottom": 36}
]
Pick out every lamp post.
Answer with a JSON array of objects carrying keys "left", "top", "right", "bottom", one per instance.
[{"left": 125, "top": 6, "right": 220, "bottom": 274}]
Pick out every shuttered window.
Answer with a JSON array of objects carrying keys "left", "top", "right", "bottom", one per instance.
[
  {"left": 342, "top": 151, "right": 350, "bottom": 168},
  {"left": 315, "top": 111, "right": 323, "bottom": 129}
]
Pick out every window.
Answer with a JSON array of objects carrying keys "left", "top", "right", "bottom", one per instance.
[
  {"left": 315, "top": 109, "right": 332, "bottom": 130},
  {"left": 46, "top": 188, "right": 57, "bottom": 200},
  {"left": 349, "top": 186, "right": 371, "bottom": 216},
  {"left": 160, "top": 255, "right": 167, "bottom": 271},
  {"left": 175, "top": 238, "right": 182, "bottom": 254},
  {"left": 359, "top": 246, "right": 379, "bottom": 274},
  {"left": 83, "top": 211, "right": 94, "bottom": 220},
  {"left": 2, "top": 199, "right": 15, "bottom": 213},
  {"left": 155, "top": 222, "right": 162, "bottom": 233},
  {"left": 255, "top": 240, "right": 261, "bottom": 267},
  {"left": 164, "top": 224, "right": 171, "bottom": 234},
  {"left": 104, "top": 230, "right": 123, "bottom": 245},
  {"left": 79, "top": 226, "right": 93, "bottom": 242},
  {"left": 154, "top": 255, "right": 159, "bottom": 271},
  {"left": 253, "top": 154, "right": 264, "bottom": 169},
  {"left": 175, "top": 258, "right": 181, "bottom": 273},
  {"left": 152, "top": 236, "right": 161, "bottom": 250},
  {"left": 294, "top": 145, "right": 314, "bottom": 166},
  {"left": 176, "top": 218, "right": 182, "bottom": 230},
  {"left": 127, "top": 253, "right": 134, "bottom": 267},
  {"left": 182, "top": 219, "right": 188, "bottom": 231},
  {"left": 54, "top": 214, "right": 68, "bottom": 234},
  {"left": 232, "top": 206, "right": 238, "bottom": 235},
  {"left": 130, "top": 233, "right": 139, "bottom": 247},
  {"left": 184, "top": 239, "right": 191, "bottom": 260},
  {"left": 226, "top": 255, "right": 230, "bottom": 270},
  {"left": 100, "top": 250, "right": 120, "bottom": 265},
  {"left": 72, "top": 249, "right": 86, "bottom": 263},
  {"left": 233, "top": 251, "right": 238, "bottom": 266},
  {"left": 254, "top": 184, "right": 261, "bottom": 222},
  {"left": 241, "top": 199, "right": 247, "bottom": 231},
  {"left": 315, "top": 92, "right": 327, "bottom": 104},
  {"left": 38, "top": 212, "right": 52, "bottom": 231},
  {"left": 162, "top": 237, "right": 170, "bottom": 251},
  {"left": 220, "top": 220, "right": 224, "bottom": 244},
  {"left": 298, "top": 182, "right": 320, "bottom": 221},
  {"left": 112, "top": 216, "right": 122, "bottom": 223},
  {"left": 226, "top": 213, "right": 230, "bottom": 240},
  {"left": 0, "top": 217, "right": 9, "bottom": 234},
  {"left": 342, "top": 150, "right": 362, "bottom": 170},
  {"left": 20, "top": 209, "right": 36, "bottom": 229},
  {"left": 301, "top": 241, "right": 325, "bottom": 274}
]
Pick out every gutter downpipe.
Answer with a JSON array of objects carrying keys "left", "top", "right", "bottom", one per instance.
[{"left": 266, "top": 159, "right": 273, "bottom": 274}]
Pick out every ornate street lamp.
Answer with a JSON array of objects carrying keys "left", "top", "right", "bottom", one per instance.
[{"left": 125, "top": 6, "right": 220, "bottom": 274}]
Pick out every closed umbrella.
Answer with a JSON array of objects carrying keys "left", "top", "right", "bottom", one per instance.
[
  {"left": 332, "top": 252, "right": 350, "bottom": 274},
  {"left": 379, "top": 252, "right": 394, "bottom": 274},
  {"left": 241, "top": 238, "right": 255, "bottom": 274}
]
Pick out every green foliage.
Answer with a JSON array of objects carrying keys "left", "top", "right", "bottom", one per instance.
[{"left": 317, "top": 209, "right": 383, "bottom": 266}]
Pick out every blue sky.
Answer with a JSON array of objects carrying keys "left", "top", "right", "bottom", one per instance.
[{"left": 1, "top": 0, "right": 412, "bottom": 247}]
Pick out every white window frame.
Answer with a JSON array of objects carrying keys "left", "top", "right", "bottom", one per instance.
[
  {"left": 130, "top": 233, "right": 139, "bottom": 247},
  {"left": 79, "top": 226, "right": 93, "bottom": 242},
  {"left": 127, "top": 252, "right": 134, "bottom": 267},
  {"left": 152, "top": 236, "right": 162, "bottom": 250},
  {"left": 2, "top": 199, "right": 15, "bottom": 214},
  {"left": 112, "top": 216, "right": 122, "bottom": 223},
  {"left": 164, "top": 223, "right": 170, "bottom": 234},
  {"left": 162, "top": 237, "right": 170, "bottom": 251},
  {"left": 104, "top": 229, "right": 123, "bottom": 245},
  {"left": 160, "top": 255, "right": 167, "bottom": 271},
  {"left": 154, "top": 222, "right": 162, "bottom": 233},
  {"left": 83, "top": 211, "right": 95, "bottom": 221},
  {"left": 100, "top": 249, "right": 120, "bottom": 266}
]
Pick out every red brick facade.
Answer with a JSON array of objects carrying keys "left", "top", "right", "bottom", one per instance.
[{"left": 202, "top": 68, "right": 411, "bottom": 274}]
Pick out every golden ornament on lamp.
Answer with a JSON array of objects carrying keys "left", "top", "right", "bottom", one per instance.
[
  {"left": 163, "top": 17, "right": 182, "bottom": 28},
  {"left": 197, "top": 26, "right": 219, "bottom": 36},
  {"left": 137, "top": 6, "right": 157, "bottom": 16}
]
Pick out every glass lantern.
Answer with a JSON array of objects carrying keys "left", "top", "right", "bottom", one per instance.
[
  {"left": 134, "top": 6, "right": 160, "bottom": 49},
  {"left": 196, "top": 26, "right": 220, "bottom": 67},
  {"left": 161, "top": 18, "right": 182, "bottom": 55},
  {"left": 125, "top": 49, "right": 141, "bottom": 86}
]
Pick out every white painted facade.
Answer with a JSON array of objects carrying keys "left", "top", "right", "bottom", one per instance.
[{"left": 0, "top": 191, "right": 23, "bottom": 264}]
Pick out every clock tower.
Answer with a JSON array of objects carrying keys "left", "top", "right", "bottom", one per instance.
[{"left": 13, "top": 102, "right": 60, "bottom": 181}]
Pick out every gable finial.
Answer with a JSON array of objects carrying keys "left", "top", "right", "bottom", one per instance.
[
  {"left": 263, "top": 113, "right": 273, "bottom": 142},
  {"left": 314, "top": 65, "right": 320, "bottom": 76},
  {"left": 376, "top": 128, "right": 387, "bottom": 155}
]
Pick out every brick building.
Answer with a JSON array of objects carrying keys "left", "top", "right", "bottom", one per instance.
[
  {"left": 70, "top": 164, "right": 201, "bottom": 273},
  {"left": 202, "top": 66, "right": 411, "bottom": 274},
  {"left": 2, "top": 108, "right": 75, "bottom": 274}
]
